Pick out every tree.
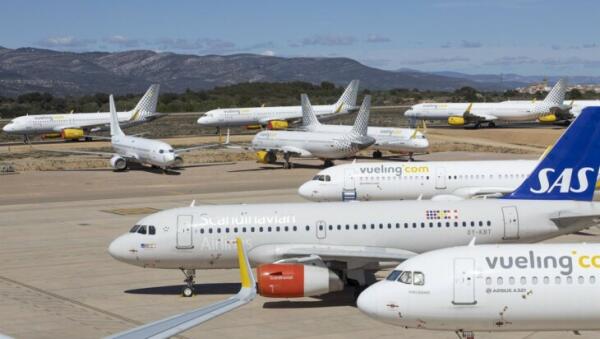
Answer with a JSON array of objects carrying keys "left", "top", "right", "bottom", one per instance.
[{"left": 567, "top": 88, "right": 583, "bottom": 100}]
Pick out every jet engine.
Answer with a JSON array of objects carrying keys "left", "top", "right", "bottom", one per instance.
[
  {"left": 256, "top": 151, "right": 277, "bottom": 164},
  {"left": 257, "top": 263, "right": 344, "bottom": 298},
  {"left": 267, "top": 120, "right": 289, "bottom": 130},
  {"left": 538, "top": 114, "right": 557, "bottom": 123},
  {"left": 173, "top": 156, "right": 183, "bottom": 168},
  {"left": 110, "top": 155, "right": 127, "bottom": 171},
  {"left": 60, "top": 128, "right": 85, "bottom": 140},
  {"left": 447, "top": 116, "right": 465, "bottom": 126}
]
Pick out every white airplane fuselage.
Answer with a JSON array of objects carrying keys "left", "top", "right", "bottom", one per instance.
[
  {"left": 108, "top": 200, "right": 600, "bottom": 271},
  {"left": 2, "top": 111, "right": 143, "bottom": 135},
  {"left": 359, "top": 243, "right": 600, "bottom": 332},
  {"left": 299, "top": 160, "right": 537, "bottom": 201},
  {"left": 111, "top": 134, "right": 177, "bottom": 169},
  {"left": 251, "top": 129, "right": 372, "bottom": 159},
  {"left": 197, "top": 104, "right": 352, "bottom": 128},
  {"left": 405, "top": 102, "right": 547, "bottom": 121}
]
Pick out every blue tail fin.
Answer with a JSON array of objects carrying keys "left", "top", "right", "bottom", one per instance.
[{"left": 504, "top": 107, "right": 600, "bottom": 201}]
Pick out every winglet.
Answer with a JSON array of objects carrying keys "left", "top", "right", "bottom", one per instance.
[
  {"left": 350, "top": 95, "right": 371, "bottom": 136},
  {"left": 464, "top": 103, "right": 473, "bottom": 114},
  {"left": 236, "top": 238, "right": 255, "bottom": 289},
  {"left": 301, "top": 94, "right": 322, "bottom": 130},
  {"left": 109, "top": 95, "right": 124, "bottom": 137}
]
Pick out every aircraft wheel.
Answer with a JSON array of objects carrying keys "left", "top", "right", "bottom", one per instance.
[
  {"left": 488, "top": 122, "right": 496, "bottom": 128},
  {"left": 182, "top": 286, "right": 194, "bottom": 298},
  {"left": 372, "top": 150, "right": 383, "bottom": 159},
  {"left": 324, "top": 160, "right": 334, "bottom": 168},
  {"left": 266, "top": 152, "right": 277, "bottom": 164}
]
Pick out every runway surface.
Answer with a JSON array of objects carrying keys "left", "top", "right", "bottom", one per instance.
[{"left": 0, "top": 155, "right": 598, "bottom": 339}]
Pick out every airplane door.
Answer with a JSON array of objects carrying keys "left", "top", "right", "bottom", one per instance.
[
  {"left": 176, "top": 215, "right": 194, "bottom": 249},
  {"left": 435, "top": 167, "right": 447, "bottom": 189},
  {"left": 316, "top": 220, "right": 327, "bottom": 240},
  {"left": 502, "top": 206, "right": 520, "bottom": 240},
  {"left": 344, "top": 168, "right": 355, "bottom": 190},
  {"left": 452, "top": 258, "right": 477, "bottom": 305}
]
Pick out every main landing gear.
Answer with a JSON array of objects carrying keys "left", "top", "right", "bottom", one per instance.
[
  {"left": 323, "top": 160, "right": 334, "bottom": 168},
  {"left": 455, "top": 330, "right": 475, "bottom": 339},
  {"left": 181, "top": 269, "right": 196, "bottom": 297},
  {"left": 283, "top": 152, "right": 293, "bottom": 169},
  {"left": 23, "top": 134, "right": 31, "bottom": 144},
  {"left": 408, "top": 152, "right": 414, "bottom": 162},
  {"left": 372, "top": 150, "right": 383, "bottom": 159}
]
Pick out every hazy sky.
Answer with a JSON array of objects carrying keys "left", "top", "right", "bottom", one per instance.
[{"left": 1, "top": 0, "right": 599, "bottom": 75}]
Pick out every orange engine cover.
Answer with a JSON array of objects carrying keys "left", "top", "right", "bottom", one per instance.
[{"left": 257, "top": 263, "right": 305, "bottom": 298}]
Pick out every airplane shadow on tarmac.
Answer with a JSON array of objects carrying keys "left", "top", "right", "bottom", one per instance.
[
  {"left": 262, "top": 288, "right": 357, "bottom": 309},
  {"left": 125, "top": 283, "right": 241, "bottom": 295}
]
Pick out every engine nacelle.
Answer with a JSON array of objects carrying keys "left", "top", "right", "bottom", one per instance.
[
  {"left": 267, "top": 120, "right": 289, "bottom": 130},
  {"left": 256, "top": 151, "right": 277, "bottom": 164},
  {"left": 173, "top": 156, "right": 183, "bottom": 168},
  {"left": 60, "top": 128, "right": 85, "bottom": 140},
  {"left": 447, "top": 116, "right": 465, "bottom": 126},
  {"left": 110, "top": 155, "right": 127, "bottom": 171},
  {"left": 257, "top": 263, "right": 344, "bottom": 298},
  {"left": 538, "top": 114, "right": 557, "bottom": 123}
]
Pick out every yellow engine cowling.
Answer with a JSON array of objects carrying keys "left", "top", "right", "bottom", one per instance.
[
  {"left": 245, "top": 125, "right": 262, "bottom": 130},
  {"left": 256, "top": 151, "right": 269, "bottom": 164},
  {"left": 267, "top": 120, "right": 288, "bottom": 130},
  {"left": 538, "top": 114, "right": 557, "bottom": 123},
  {"left": 447, "top": 116, "right": 466, "bottom": 126},
  {"left": 60, "top": 128, "right": 85, "bottom": 140}
]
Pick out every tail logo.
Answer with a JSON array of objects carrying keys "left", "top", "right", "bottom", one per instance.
[{"left": 530, "top": 167, "right": 595, "bottom": 194}]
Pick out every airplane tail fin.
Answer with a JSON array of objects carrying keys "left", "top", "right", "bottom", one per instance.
[
  {"left": 333, "top": 80, "right": 359, "bottom": 113},
  {"left": 130, "top": 84, "right": 160, "bottom": 121},
  {"left": 109, "top": 95, "right": 125, "bottom": 137},
  {"left": 350, "top": 95, "right": 371, "bottom": 136},
  {"left": 503, "top": 107, "right": 600, "bottom": 201},
  {"left": 301, "top": 94, "right": 322, "bottom": 130},
  {"left": 542, "top": 78, "right": 567, "bottom": 105}
]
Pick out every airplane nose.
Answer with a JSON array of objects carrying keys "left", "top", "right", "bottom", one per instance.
[
  {"left": 2, "top": 123, "right": 13, "bottom": 132},
  {"left": 404, "top": 109, "right": 414, "bottom": 117},
  {"left": 357, "top": 285, "right": 379, "bottom": 317},
  {"left": 108, "top": 235, "right": 134, "bottom": 263},
  {"left": 297, "top": 182, "right": 316, "bottom": 200}
]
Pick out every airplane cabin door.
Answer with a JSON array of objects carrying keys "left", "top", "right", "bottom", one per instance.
[
  {"left": 176, "top": 215, "right": 194, "bottom": 249},
  {"left": 435, "top": 167, "right": 447, "bottom": 189},
  {"left": 452, "top": 258, "right": 477, "bottom": 305},
  {"left": 316, "top": 220, "right": 327, "bottom": 240},
  {"left": 342, "top": 169, "right": 357, "bottom": 201},
  {"left": 502, "top": 206, "right": 520, "bottom": 240}
]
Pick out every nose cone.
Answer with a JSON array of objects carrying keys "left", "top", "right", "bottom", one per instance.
[
  {"left": 357, "top": 285, "right": 380, "bottom": 317},
  {"left": 404, "top": 109, "right": 415, "bottom": 117},
  {"left": 298, "top": 182, "right": 316, "bottom": 201},
  {"left": 108, "top": 235, "right": 136, "bottom": 264},
  {"left": 2, "top": 123, "right": 13, "bottom": 132}
]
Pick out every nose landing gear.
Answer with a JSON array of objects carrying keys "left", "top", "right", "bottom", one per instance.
[{"left": 181, "top": 269, "right": 196, "bottom": 297}]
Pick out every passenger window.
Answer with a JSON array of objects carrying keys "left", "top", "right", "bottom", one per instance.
[
  {"left": 532, "top": 276, "right": 538, "bottom": 284},
  {"left": 413, "top": 272, "right": 425, "bottom": 286},
  {"left": 543, "top": 276, "right": 549, "bottom": 284},
  {"left": 398, "top": 271, "right": 412, "bottom": 284},
  {"left": 497, "top": 277, "right": 503, "bottom": 285},
  {"left": 555, "top": 276, "right": 561, "bottom": 284},
  {"left": 566, "top": 276, "right": 573, "bottom": 284},
  {"left": 591, "top": 276, "right": 596, "bottom": 284},
  {"left": 137, "top": 226, "right": 147, "bottom": 234},
  {"left": 485, "top": 277, "right": 492, "bottom": 285},
  {"left": 509, "top": 276, "right": 515, "bottom": 285},
  {"left": 149, "top": 226, "right": 156, "bottom": 235},
  {"left": 519, "top": 276, "right": 526, "bottom": 285},
  {"left": 386, "top": 270, "right": 402, "bottom": 281},
  {"left": 578, "top": 276, "right": 585, "bottom": 284}
]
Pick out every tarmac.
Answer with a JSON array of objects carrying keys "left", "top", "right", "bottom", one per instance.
[{"left": 1, "top": 153, "right": 599, "bottom": 339}]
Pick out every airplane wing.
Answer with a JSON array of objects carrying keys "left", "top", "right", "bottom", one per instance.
[
  {"left": 251, "top": 244, "right": 417, "bottom": 265},
  {"left": 465, "top": 112, "right": 498, "bottom": 121},
  {"left": 279, "top": 146, "right": 312, "bottom": 157},
  {"left": 106, "top": 238, "right": 256, "bottom": 339},
  {"left": 174, "top": 143, "right": 224, "bottom": 154},
  {"left": 42, "top": 149, "right": 116, "bottom": 157},
  {"left": 451, "top": 186, "right": 516, "bottom": 198}
]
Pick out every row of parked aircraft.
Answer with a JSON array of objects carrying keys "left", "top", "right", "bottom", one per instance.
[{"left": 107, "top": 107, "right": 600, "bottom": 338}]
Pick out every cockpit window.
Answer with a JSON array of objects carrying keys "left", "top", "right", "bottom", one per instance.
[
  {"left": 159, "top": 150, "right": 164, "bottom": 154},
  {"left": 398, "top": 271, "right": 412, "bottom": 284},
  {"left": 386, "top": 270, "right": 402, "bottom": 281},
  {"left": 149, "top": 226, "right": 156, "bottom": 235},
  {"left": 168, "top": 149, "right": 174, "bottom": 153},
  {"left": 413, "top": 272, "right": 425, "bottom": 285},
  {"left": 129, "top": 225, "right": 140, "bottom": 233},
  {"left": 137, "top": 225, "right": 147, "bottom": 234},
  {"left": 312, "top": 175, "right": 331, "bottom": 182}
]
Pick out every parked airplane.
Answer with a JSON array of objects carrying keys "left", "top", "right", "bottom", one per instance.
[
  {"left": 299, "top": 159, "right": 538, "bottom": 201},
  {"left": 108, "top": 107, "right": 600, "bottom": 299},
  {"left": 2, "top": 84, "right": 161, "bottom": 143},
  {"left": 108, "top": 238, "right": 256, "bottom": 339},
  {"left": 358, "top": 242, "right": 600, "bottom": 338},
  {"left": 61, "top": 95, "right": 216, "bottom": 171},
  {"left": 299, "top": 94, "right": 429, "bottom": 159},
  {"left": 251, "top": 96, "right": 375, "bottom": 168},
  {"left": 404, "top": 79, "right": 570, "bottom": 128},
  {"left": 196, "top": 80, "right": 359, "bottom": 130}
]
